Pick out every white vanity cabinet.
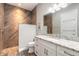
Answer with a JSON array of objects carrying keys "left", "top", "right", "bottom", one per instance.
[{"left": 34, "top": 35, "right": 79, "bottom": 56}]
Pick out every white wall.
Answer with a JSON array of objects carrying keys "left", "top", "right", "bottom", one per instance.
[{"left": 19, "top": 24, "right": 36, "bottom": 51}]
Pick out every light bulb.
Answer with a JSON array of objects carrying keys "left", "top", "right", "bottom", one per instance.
[
  {"left": 55, "top": 7, "right": 61, "bottom": 11},
  {"left": 48, "top": 7, "right": 53, "bottom": 12},
  {"left": 48, "top": 7, "right": 55, "bottom": 13},
  {"left": 59, "top": 3, "right": 68, "bottom": 8},
  {"left": 51, "top": 10, "right": 55, "bottom": 13},
  {"left": 53, "top": 4, "right": 61, "bottom": 11},
  {"left": 53, "top": 4, "right": 58, "bottom": 10}
]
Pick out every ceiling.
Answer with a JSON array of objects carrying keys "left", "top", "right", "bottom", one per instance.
[{"left": 8, "top": 3, "right": 38, "bottom": 11}]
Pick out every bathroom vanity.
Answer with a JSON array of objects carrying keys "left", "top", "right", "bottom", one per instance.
[{"left": 34, "top": 35, "right": 79, "bottom": 56}]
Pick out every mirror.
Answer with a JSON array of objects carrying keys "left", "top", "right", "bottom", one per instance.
[{"left": 43, "top": 13, "right": 53, "bottom": 34}]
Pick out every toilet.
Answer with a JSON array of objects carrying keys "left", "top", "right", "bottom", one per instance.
[
  {"left": 19, "top": 42, "right": 35, "bottom": 55},
  {"left": 28, "top": 42, "right": 35, "bottom": 53},
  {"left": 19, "top": 47, "right": 28, "bottom": 56}
]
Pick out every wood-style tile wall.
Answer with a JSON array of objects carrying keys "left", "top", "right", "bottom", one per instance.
[
  {"left": 3, "top": 4, "right": 32, "bottom": 49},
  {"left": 0, "top": 3, "right": 37, "bottom": 52},
  {"left": 0, "top": 4, "right": 31, "bottom": 48},
  {"left": 0, "top": 4, "right": 4, "bottom": 52},
  {"left": 31, "top": 7, "right": 37, "bottom": 25}
]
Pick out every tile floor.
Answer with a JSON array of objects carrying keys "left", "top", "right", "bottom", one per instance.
[{"left": 17, "top": 49, "right": 36, "bottom": 56}]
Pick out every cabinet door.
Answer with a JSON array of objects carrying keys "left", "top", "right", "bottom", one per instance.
[
  {"left": 47, "top": 48, "right": 56, "bottom": 56},
  {"left": 44, "top": 43, "right": 56, "bottom": 56},
  {"left": 38, "top": 44, "right": 45, "bottom": 56},
  {"left": 34, "top": 38, "right": 39, "bottom": 55},
  {"left": 34, "top": 43, "right": 39, "bottom": 55},
  {"left": 39, "top": 40, "right": 56, "bottom": 56},
  {"left": 37, "top": 41, "right": 48, "bottom": 56},
  {"left": 57, "top": 46, "right": 74, "bottom": 56},
  {"left": 34, "top": 41, "right": 45, "bottom": 56},
  {"left": 73, "top": 51, "right": 79, "bottom": 56}
]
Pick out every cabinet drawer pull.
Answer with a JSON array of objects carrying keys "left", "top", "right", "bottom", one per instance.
[
  {"left": 64, "top": 51, "right": 74, "bottom": 56},
  {"left": 36, "top": 45, "right": 38, "bottom": 46},
  {"left": 44, "top": 48, "right": 48, "bottom": 55},
  {"left": 36, "top": 51, "right": 38, "bottom": 53}
]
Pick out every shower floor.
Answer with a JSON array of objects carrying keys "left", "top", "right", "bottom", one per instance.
[
  {"left": 0, "top": 46, "right": 18, "bottom": 56},
  {"left": 0, "top": 46, "right": 36, "bottom": 56}
]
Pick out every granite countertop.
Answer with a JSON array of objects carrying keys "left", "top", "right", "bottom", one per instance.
[{"left": 35, "top": 35, "right": 79, "bottom": 52}]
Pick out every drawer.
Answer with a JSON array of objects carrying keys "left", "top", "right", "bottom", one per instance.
[
  {"left": 44, "top": 44, "right": 56, "bottom": 56},
  {"left": 73, "top": 51, "right": 79, "bottom": 56},
  {"left": 42, "top": 43, "right": 56, "bottom": 56},
  {"left": 34, "top": 42, "right": 41, "bottom": 56},
  {"left": 34, "top": 44, "right": 38, "bottom": 51},
  {"left": 39, "top": 45, "right": 45, "bottom": 56},
  {"left": 57, "top": 53, "right": 66, "bottom": 56},
  {"left": 35, "top": 49, "right": 39, "bottom": 55},
  {"left": 34, "top": 38, "right": 39, "bottom": 42},
  {"left": 38, "top": 39, "right": 56, "bottom": 50},
  {"left": 48, "top": 48, "right": 56, "bottom": 56},
  {"left": 43, "top": 47, "right": 56, "bottom": 56},
  {"left": 57, "top": 46, "right": 74, "bottom": 56}
]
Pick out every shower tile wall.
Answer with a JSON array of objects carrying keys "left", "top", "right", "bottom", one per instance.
[
  {"left": 0, "top": 4, "right": 4, "bottom": 52},
  {"left": 3, "top": 4, "right": 32, "bottom": 48},
  {"left": 0, "top": 3, "right": 32, "bottom": 51},
  {"left": 31, "top": 7, "right": 37, "bottom": 25}
]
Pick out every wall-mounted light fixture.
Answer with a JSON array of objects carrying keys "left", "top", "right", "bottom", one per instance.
[
  {"left": 53, "top": 4, "right": 61, "bottom": 11},
  {"left": 58, "top": 3, "right": 68, "bottom": 8},
  {"left": 48, "top": 3, "right": 69, "bottom": 13}
]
